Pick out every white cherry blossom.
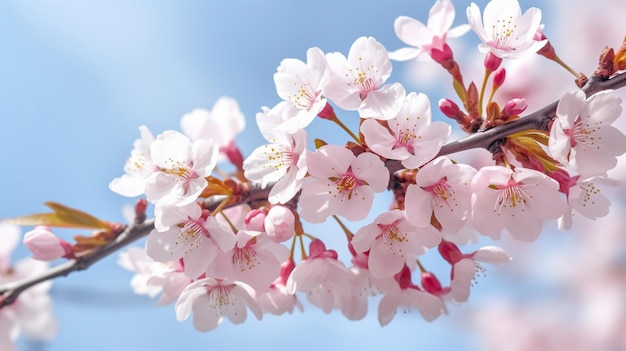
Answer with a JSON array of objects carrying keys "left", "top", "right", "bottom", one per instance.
[
  {"left": 389, "top": 0, "right": 470, "bottom": 61},
  {"left": 324, "top": 36, "right": 406, "bottom": 119},
  {"left": 109, "top": 125, "right": 156, "bottom": 197},
  {"left": 243, "top": 128, "right": 307, "bottom": 204},
  {"left": 145, "top": 130, "right": 218, "bottom": 206},
  {"left": 146, "top": 202, "right": 236, "bottom": 279},
  {"left": 175, "top": 278, "right": 262, "bottom": 332},
  {"left": 274, "top": 47, "right": 328, "bottom": 129},
  {"left": 549, "top": 90, "right": 626, "bottom": 176},
  {"left": 467, "top": 0, "right": 546, "bottom": 59}
]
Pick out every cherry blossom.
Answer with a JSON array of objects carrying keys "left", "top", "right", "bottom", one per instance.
[
  {"left": 389, "top": 0, "right": 470, "bottom": 61},
  {"left": 352, "top": 210, "right": 440, "bottom": 279},
  {"left": 209, "top": 230, "right": 289, "bottom": 291},
  {"left": 145, "top": 203, "right": 236, "bottom": 279},
  {"left": 377, "top": 266, "right": 446, "bottom": 325},
  {"left": 299, "top": 145, "right": 389, "bottom": 223},
  {"left": 549, "top": 90, "right": 626, "bottom": 176},
  {"left": 273, "top": 47, "right": 328, "bottom": 129},
  {"left": 286, "top": 239, "right": 353, "bottom": 314},
  {"left": 0, "top": 224, "right": 57, "bottom": 350},
  {"left": 324, "top": 36, "right": 406, "bottom": 119},
  {"left": 109, "top": 125, "right": 156, "bottom": 197},
  {"left": 467, "top": 0, "right": 546, "bottom": 59},
  {"left": 243, "top": 128, "right": 307, "bottom": 204},
  {"left": 175, "top": 278, "right": 262, "bottom": 332},
  {"left": 180, "top": 97, "right": 245, "bottom": 165},
  {"left": 256, "top": 259, "right": 302, "bottom": 315},
  {"left": 439, "top": 240, "right": 510, "bottom": 303},
  {"left": 360, "top": 92, "right": 451, "bottom": 168},
  {"left": 471, "top": 166, "right": 566, "bottom": 241},
  {"left": 404, "top": 156, "right": 477, "bottom": 234},
  {"left": 118, "top": 247, "right": 191, "bottom": 306},
  {"left": 145, "top": 130, "right": 219, "bottom": 206}
]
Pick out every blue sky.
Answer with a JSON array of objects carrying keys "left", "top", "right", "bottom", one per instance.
[{"left": 0, "top": 1, "right": 585, "bottom": 350}]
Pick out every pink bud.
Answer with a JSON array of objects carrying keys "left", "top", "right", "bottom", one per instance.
[
  {"left": 501, "top": 98, "right": 528, "bottom": 117},
  {"left": 438, "top": 98, "right": 461, "bottom": 119},
  {"left": 317, "top": 102, "right": 336, "bottom": 120},
  {"left": 244, "top": 208, "right": 267, "bottom": 231},
  {"left": 484, "top": 52, "right": 502, "bottom": 71},
  {"left": 221, "top": 141, "right": 244, "bottom": 168},
  {"left": 264, "top": 205, "right": 295, "bottom": 242},
  {"left": 23, "top": 226, "right": 74, "bottom": 261},
  {"left": 492, "top": 67, "right": 506, "bottom": 88},
  {"left": 430, "top": 43, "right": 453, "bottom": 64},
  {"left": 438, "top": 240, "right": 463, "bottom": 265},
  {"left": 421, "top": 272, "right": 444, "bottom": 295}
]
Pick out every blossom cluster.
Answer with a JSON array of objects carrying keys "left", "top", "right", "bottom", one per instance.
[
  {"left": 101, "top": 0, "right": 626, "bottom": 331},
  {"left": 7, "top": 0, "right": 626, "bottom": 339}
]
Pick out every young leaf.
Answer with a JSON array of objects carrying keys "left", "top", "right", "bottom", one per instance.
[{"left": 3, "top": 202, "right": 110, "bottom": 230}]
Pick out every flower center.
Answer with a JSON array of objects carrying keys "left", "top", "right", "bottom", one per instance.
[
  {"left": 378, "top": 219, "right": 407, "bottom": 255},
  {"left": 233, "top": 246, "right": 259, "bottom": 272},
  {"left": 490, "top": 16, "right": 518, "bottom": 50},
  {"left": 564, "top": 115, "right": 601, "bottom": 149},
  {"left": 492, "top": 178, "right": 530, "bottom": 214},
  {"left": 175, "top": 217, "right": 209, "bottom": 254},
  {"left": 263, "top": 145, "right": 298, "bottom": 171},
  {"left": 348, "top": 57, "right": 379, "bottom": 100},
  {"left": 424, "top": 177, "right": 457, "bottom": 211},
  {"left": 290, "top": 82, "right": 321, "bottom": 111}
]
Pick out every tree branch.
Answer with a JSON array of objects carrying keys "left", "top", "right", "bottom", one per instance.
[{"left": 3, "top": 71, "right": 626, "bottom": 309}]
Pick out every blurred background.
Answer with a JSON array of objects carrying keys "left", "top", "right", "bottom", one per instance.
[{"left": 1, "top": 0, "right": 626, "bottom": 350}]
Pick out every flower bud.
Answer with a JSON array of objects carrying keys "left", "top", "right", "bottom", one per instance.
[
  {"left": 244, "top": 208, "right": 267, "bottom": 231},
  {"left": 430, "top": 43, "right": 454, "bottom": 65},
  {"left": 317, "top": 102, "right": 336, "bottom": 120},
  {"left": 264, "top": 205, "right": 295, "bottom": 242},
  {"left": 421, "top": 271, "right": 444, "bottom": 295},
  {"left": 438, "top": 98, "right": 462, "bottom": 119},
  {"left": 501, "top": 98, "right": 528, "bottom": 117},
  {"left": 484, "top": 52, "right": 502, "bottom": 71},
  {"left": 23, "top": 226, "right": 74, "bottom": 261},
  {"left": 492, "top": 67, "right": 506, "bottom": 88}
]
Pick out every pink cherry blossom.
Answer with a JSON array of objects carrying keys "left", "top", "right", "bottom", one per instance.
[
  {"left": 145, "top": 203, "right": 236, "bottom": 279},
  {"left": 175, "top": 278, "right": 262, "bottom": 332},
  {"left": 23, "top": 226, "right": 74, "bottom": 261},
  {"left": 377, "top": 266, "right": 446, "bottom": 325},
  {"left": 439, "top": 240, "right": 510, "bottom": 303},
  {"left": 118, "top": 247, "right": 192, "bottom": 306},
  {"left": 467, "top": 0, "right": 546, "bottom": 59},
  {"left": 299, "top": 145, "right": 389, "bottom": 223},
  {"left": 404, "top": 156, "right": 477, "bottom": 234},
  {"left": 243, "top": 128, "right": 307, "bottom": 204},
  {"left": 471, "top": 166, "right": 566, "bottom": 241},
  {"left": 324, "top": 36, "right": 406, "bottom": 119},
  {"left": 389, "top": 0, "right": 470, "bottom": 61},
  {"left": 109, "top": 125, "right": 156, "bottom": 197},
  {"left": 209, "top": 230, "right": 289, "bottom": 291},
  {"left": 274, "top": 47, "right": 328, "bottom": 129},
  {"left": 549, "top": 90, "right": 626, "bottom": 176},
  {"left": 145, "top": 130, "right": 219, "bottom": 206},
  {"left": 286, "top": 239, "right": 353, "bottom": 313},
  {"left": 352, "top": 210, "right": 440, "bottom": 279},
  {"left": 180, "top": 97, "right": 246, "bottom": 166},
  {"left": 1, "top": 224, "right": 57, "bottom": 349},
  {"left": 256, "top": 259, "right": 302, "bottom": 315},
  {"left": 360, "top": 92, "right": 450, "bottom": 168}
]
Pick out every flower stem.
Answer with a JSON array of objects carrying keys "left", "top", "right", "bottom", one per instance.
[
  {"left": 329, "top": 115, "right": 361, "bottom": 144},
  {"left": 332, "top": 215, "right": 354, "bottom": 241}
]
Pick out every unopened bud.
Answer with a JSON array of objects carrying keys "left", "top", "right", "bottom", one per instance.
[
  {"left": 484, "top": 52, "right": 502, "bottom": 72},
  {"left": 492, "top": 67, "right": 506, "bottom": 88},
  {"left": 24, "top": 226, "right": 74, "bottom": 261},
  {"left": 244, "top": 208, "right": 267, "bottom": 231},
  {"left": 501, "top": 98, "right": 528, "bottom": 117},
  {"left": 430, "top": 43, "right": 454, "bottom": 65},
  {"left": 421, "top": 272, "right": 444, "bottom": 295},
  {"left": 265, "top": 205, "right": 295, "bottom": 242},
  {"left": 438, "top": 98, "right": 462, "bottom": 119},
  {"left": 222, "top": 141, "right": 244, "bottom": 168}
]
